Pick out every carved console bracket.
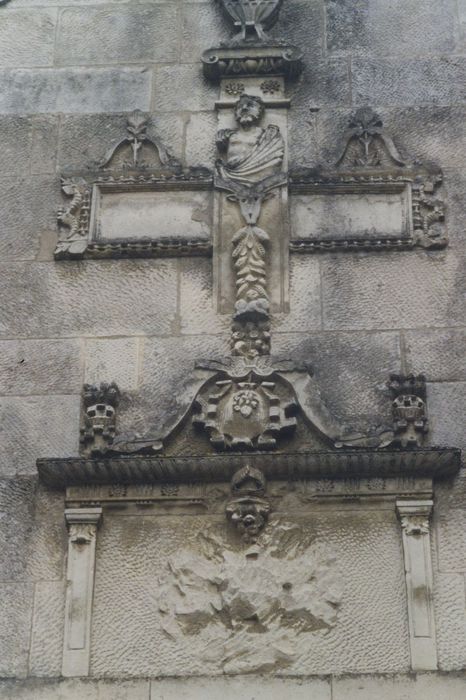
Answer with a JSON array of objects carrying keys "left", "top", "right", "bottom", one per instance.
[
  {"left": 396, "top": 500, "right": 438, "bottom": 671},
  {"left": 62, "top": 507, "right": 102, "bottom": 677},
  {"left": 226, "top": 465, "right": 271, "bottom": 541},
  {"left": 202, "top": 1, "right": 302, "bottom": 82}
]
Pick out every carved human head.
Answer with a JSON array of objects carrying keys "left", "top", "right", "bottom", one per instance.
[{"left": 234, "top": 94, "right": 265, "bottom": 126}]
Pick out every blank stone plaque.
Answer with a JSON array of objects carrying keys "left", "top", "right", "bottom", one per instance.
[
  {"left": 91, "top": 188, "right": 212, "bottom": 242},
  {"left": 290, "top": 185, "right": 412, "bottom": 241}
]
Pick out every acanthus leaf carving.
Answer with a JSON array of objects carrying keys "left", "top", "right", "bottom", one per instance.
[
  {"left": 335, "top": 107, "right": 407, "bottom": 169},
  {"left": 400, "top": 514, "right": 430, "bottom": 536},
  {"left": 100, "top": 110, "right": 182, "bottom": 171}
]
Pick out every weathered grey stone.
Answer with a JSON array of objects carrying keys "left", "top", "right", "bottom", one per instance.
[
  {"left": 0, "top": 396, "right": 79, "bottom": 476},
  {"left": 29, "top": 580, "right": 65, "bottom": 677},
  {"left": 278, "top": 0, "right": 325, "bottom": 61},
  {"left": 0, "top": 117, "right": 34, "bottom": 176},
  {"left": 118, "top": 334, "right": 228, "bottom": 438},
  {"left": 273, "top": 331, "right": 400, "bottom": 430},
  {"left": 57, "top": 6, "right": 178, "bottom": 66},
  {"left": 0, "top": 477, "right": 36, "bottom": 581},
  {"left": 179, "top": 257, "right": 230, "bottom": 336},
  {"left": 0, "top": 679, "right": 150, "bottom": 700},
  {"left": 434, "top": 572, "right": 466, "bottom": 670},
  {"left": 289, "top": 58, "right": 351, "bottom": 109},
  {"left": 428, "top": 382, "right": 466, "bottom": 450},
  {"left": 405, "top": 329, "right": 466, "bottom": 382},
  {"left": 185, "top": 111, "right": 218, "bottom": 169},
  {"left": 0, "top": 260, "right": 178, "bottom": 338},
  {"left": 0, "top": 68, "right": 151, "bottom": 115},
  {"left": 0, "top": 9, "right": 56, "bottom": 68},
  {"left": 326, "top": 0, "right": 456, "bottom": 55},
  {"left": 153, "top": 65, "right": 217, "bottom": 113},
  {"left": 0, "top": 582, "right": 33, "bottom": 678},
  {"left": 272, "top": 256, "right": 322, "bottom": 333},
  {"left": 435, "top": 505, "right": 466, "bottom": 573},
  {"left": 151, "top": 676, "right": 330, "bottom": 699},
  {"left": 85, "top": 337, "right": 140, "bottom": 391},
  {"left": 90, "top": 510, "right": 409, "bottom": 676},
  {"left": 0, "top": 176, "right": 60, "bottom": 261},
  {"left": 0, "top": 339, "right": 82, "bottom": 395},
  {"left": 27, "top": 486, "right": 66, "bottom": 581},
  {"left": 31, "top": 115, "right": 59, "bottom": 175},
  {"left": 321, "top": 251, "right": 465, "bottom": 330},
  {"left": 58, "top": 112, "right": 184, "bottom": 172},
  {"left": 352, "top": 56, "right": 466, "bottom": 106},
  {"left": 332, "top": 672, "right": 466, "bottom": 700},
  {"left": 181, "top": 2, "right": 229, "bottom": 63}
]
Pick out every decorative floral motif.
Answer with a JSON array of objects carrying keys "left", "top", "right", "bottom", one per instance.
[
  {"left": 225, "top": 82, "right": 245, "bottom": 96},
  {"left": 260, "top": 79, "right": 281, "bottom": 95},
  {"left": 231, "top": 319, "right": 271, "bottom": 358},
  {"left": 232, "top": 388, "right": 260, "bottom": 417}
]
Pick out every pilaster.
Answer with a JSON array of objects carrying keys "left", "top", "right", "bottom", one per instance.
[
  {"left": 396, "top": 499, "right": 437, "bottom": 671},
  {"left": 62, "top": 507, "right": 102, "bottom": 677}
]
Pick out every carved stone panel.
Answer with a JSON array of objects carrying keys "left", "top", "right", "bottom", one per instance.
[
  {"left": 90, "top": 187, "right": 212, "bottom": 242},
  {"left": 291, "top": 183, "right": 412, "bottom": 243},
  {"left": 55, "top": 111, "right": 213, "bottom": 260}
]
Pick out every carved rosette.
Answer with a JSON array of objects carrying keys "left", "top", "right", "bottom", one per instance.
[{"left": 80, "top": 382, "right": 120, "bottom": 457}]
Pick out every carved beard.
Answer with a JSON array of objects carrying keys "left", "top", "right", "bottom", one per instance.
[{"left": 237, "top": 110, "right": 260, "bottom": 126}]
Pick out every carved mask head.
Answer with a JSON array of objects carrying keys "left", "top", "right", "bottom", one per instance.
[{"left": 234, "top": 94, "right": 264, "bottom": 127}]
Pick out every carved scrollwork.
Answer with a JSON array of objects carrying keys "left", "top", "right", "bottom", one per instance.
[
  {"left": 55, "top": 178, "right": 91, "bottom": 259},
  {"left": 412, "top": 174, "right": 447, "bottom": 249}
]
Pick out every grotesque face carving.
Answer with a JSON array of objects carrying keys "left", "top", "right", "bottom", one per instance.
[{"left": 234, "top": 94, "right": 265, "bottom": 127}]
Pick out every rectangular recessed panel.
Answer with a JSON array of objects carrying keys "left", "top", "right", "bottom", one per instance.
[
  {"left": 291, "top": 189, "right": 410, "bottom": 240},
  {"left": 94, "top": 189, "right": 212, "bottom": 241}
]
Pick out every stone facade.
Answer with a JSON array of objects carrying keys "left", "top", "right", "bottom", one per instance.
[{"left": 1, "top": 0, "right": 466, "bottom": 698}]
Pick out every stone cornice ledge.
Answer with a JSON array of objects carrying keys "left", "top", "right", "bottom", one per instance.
[{"left": 37, "top": 448, "right": 461, "bottom": 489}]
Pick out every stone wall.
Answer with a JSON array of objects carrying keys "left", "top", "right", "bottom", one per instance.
[{"left": 0, "top": 0, "right": 465, "bottom": 696}]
